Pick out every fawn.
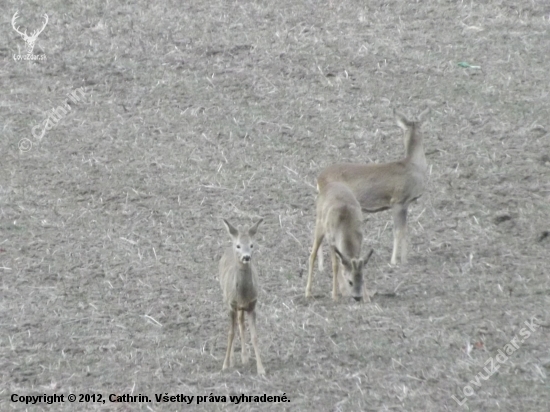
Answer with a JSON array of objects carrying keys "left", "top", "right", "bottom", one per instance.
[
  {"left": 306, "top": 182, "right": 374, "bottom": 301},
  {"left": 219, "top": 218, "right": 265, "bottom": 375}
]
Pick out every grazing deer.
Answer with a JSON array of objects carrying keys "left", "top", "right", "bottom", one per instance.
[
  {"left": 11, "top": 11, "right": 48, "bottom": 56},
  {"left": 305, "top": 182, "right": 374, "bottom": 301},
  {"left": 317, "top": 108, "right": 430, "bottom": 265},
  {"left": 219, "top": 218, "right": 265, "bottom": 375}
]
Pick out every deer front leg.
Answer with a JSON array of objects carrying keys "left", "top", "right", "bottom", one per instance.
[
  {"left": 237, "top": 310, "right": 248, "bottom": 365},
  {"left": 306, "top": 227, "right": 324, "bottom": 298},
  {"left": 248, "top": 310, "right": 265, "bottom": 375},
  {"left": 330, "top": 246, "right": 340, "bottom": 301},
  {"left": 391, "top": 204, "right": 408, "bottom": 265},
  {"left": 363, "top": 281, "right": 371, "bottom": 303},
  {"left": 222, "top": 310, "right": 237, "bottom": 370}
]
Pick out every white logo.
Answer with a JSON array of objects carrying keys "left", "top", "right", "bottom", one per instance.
[{"left": 12, "top": 11, "right": 48, "bottom": 61}]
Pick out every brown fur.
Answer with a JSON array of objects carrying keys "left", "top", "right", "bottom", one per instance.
[
  {"left": 317, "top": 109, "right": 430, "bottom": 265},
  {"left": 305, "top": 182, "right": 373, "bottom": 301},
  {"left": 219, "top": 218, "right": 265, "bottom": 375}
]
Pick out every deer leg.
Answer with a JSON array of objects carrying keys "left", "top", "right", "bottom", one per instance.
[
  {"left": 391, "top": 204, "right": 408, "bottom": 265},
  {"left": 306, "top": 225, "right": 324, "bottom": 298},
  {"left": 400, "top": 208, "right": 408, "bottom": 264},
  {"left": 363, "top": 277, "right": 371, "bottom": 303},
  {"left": 222, "top": 310, "right": 237, "bottom": 370},
  {"left": 238, "top": 310, "right": 248, "bottom": 365},
  {"left": 330, "top": 246, "right": 340, "bottom": 301},
  {"left": 248, "top": 310, "right": 265, "bottom": 375}
]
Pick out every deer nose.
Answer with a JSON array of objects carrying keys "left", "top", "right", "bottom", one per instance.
[
  {"left": 353, "top": 296, "right": 362, "bottom": 302},
  {"left": 242, "top": 255, "right": 251, "bottom": 262}
]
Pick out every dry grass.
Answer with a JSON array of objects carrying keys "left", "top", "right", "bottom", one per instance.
[{"left": 1, "top": 0, "right": 549, "bottom": 411}]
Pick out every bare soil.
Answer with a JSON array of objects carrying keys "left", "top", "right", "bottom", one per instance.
[{"left": 1, "top": 0, "right": 549, "bottom": 411}]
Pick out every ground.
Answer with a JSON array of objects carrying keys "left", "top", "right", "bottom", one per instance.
[{"left": 1, "top": 0, "right": 549, "bottom": 411}]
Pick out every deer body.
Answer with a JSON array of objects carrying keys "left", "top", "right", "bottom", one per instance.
[
  {"left": 305, "top": 182, "right": 374, "bottom": 301},
  {"left": 219, "top": 218, "right": 265, "bottom": 375},
  {"left": 220, "top": 254, "right": 258, "bottom": 311},
  {"left": 317, "top": 109, "right": 429, "bottom": 265}
]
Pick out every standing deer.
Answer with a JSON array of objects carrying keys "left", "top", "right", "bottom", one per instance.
[
  {"left": 305, "top": 181, "right": 374, "bottom": 301},
  {"left": 219, "top": 218, "right": 265, "bottom": 375},
  {"left": 12, "top": 11, "right": 48, "bottom": 56},
  {"left": 317, "top": 108, "right": 430, "bottom": 265}
]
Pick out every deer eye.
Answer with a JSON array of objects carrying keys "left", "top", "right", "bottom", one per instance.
[
  {"left": 236, "top": 245, "right": 241, "bottom": 249},
  {"left": 348, "top": 280, "right": 353, "bottom": 286},
  {"left": 250, "top": 244, "right": 254, "bottom": 248}
]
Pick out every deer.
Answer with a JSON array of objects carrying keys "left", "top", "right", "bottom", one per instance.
[
  {"left": 305, "top": 181, "right": 374, "bottom": 302},
  {"left": 316, "top": 108, "right": 430, "bottom": 266},
  {"left": 219, "top": 218, "right": 265, "bottom": 375},
  {"left": 12, "top": 11, "right": 49, "bottom": 56}
]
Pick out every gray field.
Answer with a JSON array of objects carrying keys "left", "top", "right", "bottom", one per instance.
[{"left": 2, "top": 0, "right": 549, "bottom": 411}]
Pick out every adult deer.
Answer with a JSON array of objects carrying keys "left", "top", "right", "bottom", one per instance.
[{"left": 317, "top": 108, "right": 430, "bottom": 265}]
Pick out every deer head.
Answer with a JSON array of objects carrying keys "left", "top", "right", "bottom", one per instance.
[{"left": 12, "top": 11, "right": 48, "bottom": 55}]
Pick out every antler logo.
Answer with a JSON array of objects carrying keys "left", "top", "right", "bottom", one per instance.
[{"left": 12, "top": 11, "right": 48, "bottom": 60}]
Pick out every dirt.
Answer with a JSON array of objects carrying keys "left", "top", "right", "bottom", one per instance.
[{"left": 1, "top": 0, "right": 549, "bottom": 411}]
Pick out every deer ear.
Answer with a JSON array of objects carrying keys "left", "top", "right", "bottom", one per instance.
[
  {"left": 394, "top": 109, "right": 410, "bottom": 131},
  {"left": 334, "top": 247, "right": 351, "bottom": 269},
  {"left": 248, "top": 218, "right": 263, "bottom": 236},
  {"left": 222, "top": 219, "right": 239, "bottom": 237},
  {"left": 417, "top": 107, "right": 430, "bottom": 123},
  {"left": 350, "top": 259, "right": 361, "bottom": 272},
  {"left": 363, "top": 249, "right": 374, "bottom": 264}
]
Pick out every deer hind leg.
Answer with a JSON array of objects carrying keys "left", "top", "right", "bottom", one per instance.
[
  {"left": 248, "top": 310, "right": 265, "bottom": 375},
  {"left": 222, "top": 310, "right": 237, "bottom": 370},
  {"left": 306, "top": 226, "right": 324, "bottom": 298},
  {"left": 237, "top": 310, "right": 248, "bottom": 365},
  {"left": 391, "top": 204, "right": 408, "bottom": 265},
  {"left": 330, "top": 246, "right": 340, "bottom": 301}
]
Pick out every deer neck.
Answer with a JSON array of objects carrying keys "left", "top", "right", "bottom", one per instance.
[
  {"left": 405, "top": 129, "right": 427, "bottom": 170},
  {"left": 236, "top": 262, "right": 254, "bottom": 283}
]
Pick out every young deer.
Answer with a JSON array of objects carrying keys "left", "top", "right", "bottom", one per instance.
[
  {"left": 219, "top": 218, "right": 265, "bottom": 375},
  {"left": 317, "top": 108, "right": 430, "bottom": 265},
  {"left": 305, "top": 182, "right": 374, "bottom": 302}
]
